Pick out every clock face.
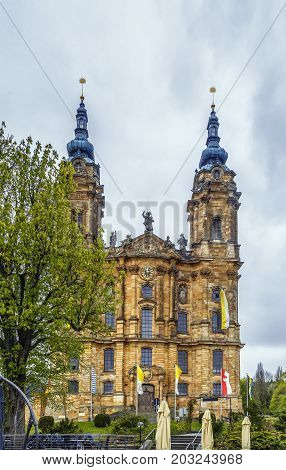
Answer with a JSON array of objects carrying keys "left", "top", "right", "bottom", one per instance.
[{"left": 140, "top": 265, "right": 155, "bottom": 280}]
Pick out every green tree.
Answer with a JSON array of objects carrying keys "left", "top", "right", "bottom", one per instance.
[
  {"left": 270, "top": 382, "right": 286, "bottom": 417},
  {"left": 274, "top": 366, "right": 284, "bottom": 382},
  {"left": 240, "top": 378, "right": 264, "bottom": 428},
  {"left": 253, "top": 362, "right": 271, "bottom": 413},
  {"left": 0, "top": 125, "right": 116, "bottom": 433}
]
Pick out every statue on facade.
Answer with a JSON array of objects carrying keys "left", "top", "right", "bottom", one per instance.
[
  {"left": 121, "top": 234, "right": 132, "bottom": 247},
  {"left": 142, "top": 211, "right": 154, "bottom": 233},
  {"left": 109, "top": 230, "right": 117, "bottom": 247},
  {"left": 178, "top": 284, "right": 187, "bottom": 304},
  {"left": 164, "top": 236, "right": 175, "bottom": 249},
  {"left": 177, "top": 233, "right": 187, "bottom": 251}
]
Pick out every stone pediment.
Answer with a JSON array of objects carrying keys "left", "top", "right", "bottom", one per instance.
[{"left": 109, "top": 232, "right": 182, "bottom": 260}]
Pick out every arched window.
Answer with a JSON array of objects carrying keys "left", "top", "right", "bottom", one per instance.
[
  {"left": 211, "top": 217, "right": 222, "bottom": 240},
  {"left": 212, "top": 310, "right": 222, "bottom": 333},
  {"left": 68, "top": 380, "right": 79, "bottom": 394},
  {"left": 213, "top": 382, "right": 221, "bottom": 396},
  {"left": 211, "top": 126, "right": 216, "bottom": 136},
  {"left": 103, "top": 381, "right": 114, "bottom": 395},
  {"left": 74, "top": 161, "right": 82, "bottom": 173},
  {"left": 212, "top": 287, "right": 220, "bottom": 302},
  {"left": 142, "top": 285, "right": 152, "bottom": 299},
  {"left": 178, "top": 350, "right": 188, "bottom": 373},
  {"left": 141, "top": 347, "right": 152, "bottom": 367},
  {"left": 77, "top": 212, "right": 83, "bottom": 228},
  {"left": 104, "top": 349, "right": 114, "bottom": 371},
  {"left": 105, "top": 312, "right": 115, "bottom": 330},
  {"left": 213, "top": 169, "right": 220, "bottom": 180},
  {"left": 69, "top": 358, "right": 79, "bottom": 372},
  {"left": 141, "top": 308, "right": 152, "bottom": 338},
  {"left": 178, "top": 311, "right": 188, "bottom": 334},
  {"left": 213, "top": 350, "right": 223, "bottom": 374}
]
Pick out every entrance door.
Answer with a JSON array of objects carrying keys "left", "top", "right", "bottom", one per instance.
[{"left": 138, "top": 384, "right": 155, "bottom": 412}]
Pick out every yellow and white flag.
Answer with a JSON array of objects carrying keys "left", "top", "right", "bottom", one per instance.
[
  {"left": 220, "top": 288, "right": 229, "bottom": 329},
  {"left": 137, "top": 365, "right": 144, "bottom": 395},
  {"left": 175, "top": 364, "right": 182, "bottom": 395}
]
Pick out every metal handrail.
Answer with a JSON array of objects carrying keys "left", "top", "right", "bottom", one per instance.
[
  {"left": 143, "top": 427, "right": 156, "bottom": 442},
  {"left": 0, "top": 374, "right": 39, "bottom": 449},
  {"left": 186, "top": 428, "right": 202, "bottom": 450}
]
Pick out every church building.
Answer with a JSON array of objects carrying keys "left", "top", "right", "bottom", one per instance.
[{"left": 58, "top": 91, "right": 243, "bottom": 420}]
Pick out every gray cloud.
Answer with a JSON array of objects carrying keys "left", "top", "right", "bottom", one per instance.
[{"left": 1, "top": 0, "right": 286, "bottom": 377}]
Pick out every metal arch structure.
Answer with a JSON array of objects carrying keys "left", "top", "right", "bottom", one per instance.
[{"left": 0, "top": 374, "right": 39, "bottom": 450}]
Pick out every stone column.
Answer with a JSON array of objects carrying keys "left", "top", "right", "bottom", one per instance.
[
  {"left": 114, "top": 342, "right": 125, "bottom": 408},
  {"left": 129, "top": 266, "right": 139, "bottom": 337},
  {"left": 200, "top": 269, "right": 212, "bottom": 339}
]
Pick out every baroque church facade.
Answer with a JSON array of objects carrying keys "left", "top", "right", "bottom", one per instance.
[{"left": 54, "top": 94, "right": 243, "bottom": 420}]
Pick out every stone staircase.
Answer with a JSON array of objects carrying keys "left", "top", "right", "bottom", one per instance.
[
  {"left": 142, "top": 432, "right": 202, "bottom": 450},
  {"left": 171, "top": 432, "right": 202, "bottom": 450}
]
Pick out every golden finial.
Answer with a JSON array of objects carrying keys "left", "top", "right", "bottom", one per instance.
[
  {"left": 79, "top": 77, "right": 86, "bottom": 101},
  {"left": 209, "top": 86, "right": 216, "bottom": 109}
]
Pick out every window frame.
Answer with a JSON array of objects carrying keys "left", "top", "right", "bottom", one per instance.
[
  {"left": 212, "top": 287, "right": 220, "bottom": 302},
  {"left": 141, "top": 347, "right": 152, "bottom": 367},
  {"left": 212, "top": 310, "right": 222, "bottom": 333},
  {"left": 68, "top": 380, "right": 79, "bottom": 395},
  {"left": 141, "top": 308, "right": 153, "bottom": 339},
  {"left": 69, "top": 357, "right": 79, "bottom": 372},
  {"left": 177, "top": 311, "right": 188, "bottom": 334},
  {"left": 105, "top": 311, "right": 115, "bottom": 330},
  {"left": 211, "top": 216, "right": 222, "bottom": 240},
  {"left": 141, "top": 284, "right": 153, "bottom": 299},
  {"left": 213, "top": 382, "right": 221, "bottom": 396},
  {"left": 178, "top": 350, "right": 188, "bottom": 374},
  {"left": 178, "top": 383, "right": 188, "bottom": 396},
  {"left": 76, "top": 211, "right": 83, "bottom": 228},
  {"left": 103, "top": 381, "right": 114, "bottom": 395},
  {"left": 104, "top": 348, "right": 114, "bottom": 371},
  {"left": 213, "top": 350, "right": 223, "bottom": 375}
]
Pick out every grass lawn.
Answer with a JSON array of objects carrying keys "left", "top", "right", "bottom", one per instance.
[
  {"left": 75, "top": 421, "right": 112, "bottom": 434},
  {"left": 31, "top": 418, "right": 201, "bottom": 435},
  {"left": 191, "top": 420, "right": 201, "bottom": 432}
]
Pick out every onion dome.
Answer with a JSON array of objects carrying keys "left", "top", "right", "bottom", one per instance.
[
  {"left": 199, "top": 105, "right": 228, "bottom": 169},
  {"left": 67, "top": 97, "right": 95, "bottom": 162}
]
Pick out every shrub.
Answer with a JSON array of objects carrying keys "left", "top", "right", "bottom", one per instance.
[
  {"left": 110, "top": 414, "right": 148, "bottom": 434},
  {"left": 51, "top": 418, "right": 79, "bottom": 434},
  {"left": 171, "top": 420, "right": 192, "bottom": 435},
  {"left": 94, "top": 413, "right": 111, "bottom": 428},
  {"left": 215, "top": 421, "right": 286, "bottom": 450},
  {"left": 109, "top": 410, "right": 129, "bottom": 421},
  {"left": 38, "top": 416, "right": 54, "bottom": 433},
  {"left": 274, "top": 413, "right": 286, "bottom": 432}
]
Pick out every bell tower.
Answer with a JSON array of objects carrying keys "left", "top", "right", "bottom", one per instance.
[
  {"left": 187, "top": 89, "right": 243, "bottom": 406},
  {"left": 67, "top": 79, "right": 104, "bottom": 240},
  {"left": 188, "top": 95, "right": 241, "bottom": 260}
]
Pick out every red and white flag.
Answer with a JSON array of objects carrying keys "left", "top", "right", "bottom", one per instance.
[{"left": 221, "top": 368, "right": 232, "bottom": 396}]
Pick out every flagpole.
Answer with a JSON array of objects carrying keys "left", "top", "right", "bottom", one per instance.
[
  {"left": 90, "top": 367, "right": 93, "bottom": 422},
  {"left": 246, "top": 375, "right": 249, "bottom": 416},
  {"left": 136, "top": 365, "right": 138, "bottom": 416},
  {"left": 174, "top": 364, "right": 176, "bottom": 421}
]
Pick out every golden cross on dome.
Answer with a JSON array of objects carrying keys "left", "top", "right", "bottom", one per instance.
[
  {"left": 209, "top": 86, "right": 216, "bottom": 110},
  {"left": 79, "top": 77, "right": 86, "bottom": 101}
]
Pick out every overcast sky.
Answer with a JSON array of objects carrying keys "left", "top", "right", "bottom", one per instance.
[{"left": 1, "top": 0, "right": 286, "bottom": 378}]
